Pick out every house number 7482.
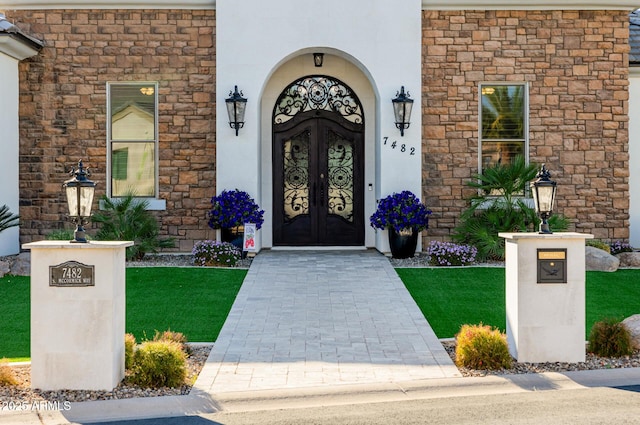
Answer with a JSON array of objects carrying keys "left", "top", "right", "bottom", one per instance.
[
  {"left": 62, "top": 267, "right": 82, "bottom": 279},
  {"left": 50, "top": 261, "right": 95, "bottom": 287},
  {"left": 383, "top": 137, "right": 415, "bottom": 155}
]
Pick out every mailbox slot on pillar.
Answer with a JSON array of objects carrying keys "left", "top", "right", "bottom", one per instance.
[{"left": 537, "top": 249, "right": 567, "bottom": 283}]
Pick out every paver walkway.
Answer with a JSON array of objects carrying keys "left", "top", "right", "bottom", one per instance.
[{"left": 195, "top": 250, "right": 460, "bottom": 394}]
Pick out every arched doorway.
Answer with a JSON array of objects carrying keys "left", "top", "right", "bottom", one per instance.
[{"left": 272, "top": 76, "right": 365, "bottom": 246}]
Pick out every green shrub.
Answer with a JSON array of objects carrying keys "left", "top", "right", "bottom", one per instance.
[
  {"left": 124, "top": 333, "right": 137, "bottom": 370},
  {"left": 0, "top": 359, "right": 18, "bottom": 386},
  {"left": 546, "top": 214, "right": 571, "bottom": 234},
  {"left": 452, "top": 156, "right": 538, "bottom": 261},
  {"left": 453, "top": 203, "right": 527, "bottom": 261},
  {"left": 455, "top": 324, "right": 512, "bottom": 370},
  {"left": 453, "top": 157, "right": 568, "bottom": 261},
  {"left": 586, "top": 239, "right": 611, "bottom": 254},
  {"left": 46, "top": 228, "right": 77, "bottom": 241},
  {"left": 588, "top": 318, "right": 634, "bottom": 357},
  {"left": 92, "top": 193, "right": 175, "bottom": 260},
  {"left": 128, "top": 340, "right": 187, "bottom": 388},
  {"left": 153, "top": 329, "right": 190, "bottom": 354}
]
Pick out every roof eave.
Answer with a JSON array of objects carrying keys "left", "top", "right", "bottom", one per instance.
[{"left": 0, "top": 33, "right": 43, "bottom": 60}]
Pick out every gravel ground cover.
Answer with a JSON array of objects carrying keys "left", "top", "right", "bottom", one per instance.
[
  {"left": 1, "top": 344, "right": 211, "bottom": 404},
  {"left": 441, "top": 341, "right": 640, "bottom": 377},
  {"left": 126, "top": 253, "right": 253, "bottom": 268},
  {"left": 388, "top": 252, "right": 505, "bottom": 268}
]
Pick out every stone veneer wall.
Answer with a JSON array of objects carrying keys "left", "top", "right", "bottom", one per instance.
[
  {"left": 8, "top": 9, "right": 216, "bottom": 251},
  {"left": 422, "top": 10, "right": 630, "bottom": 243}
]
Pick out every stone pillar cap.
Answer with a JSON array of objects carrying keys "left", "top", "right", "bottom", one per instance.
[{"left": 22, "top": 240, "right": 134, "bottom": 250}]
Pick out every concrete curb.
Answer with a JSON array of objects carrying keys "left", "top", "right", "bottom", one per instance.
[
  {"left": 60, "top": 389, "right": 220, "bottom": 424},
  {"left": 1, "top": 368, "right": 633, "bottom": 424},
  {"left": 211, "top": 368, "right": 640, "bottom": 413}
]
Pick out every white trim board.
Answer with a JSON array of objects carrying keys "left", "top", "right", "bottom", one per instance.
[
  {"left": 1, "top": 0, "right": 637, "bottom": 11},
  {"left": 0, "top": 0, "right": 215, "bottom": 9}
]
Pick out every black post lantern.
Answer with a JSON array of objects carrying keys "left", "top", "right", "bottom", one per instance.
[
  {"left": 392, "top": 86, "right": 413, "bottom": 137},
  {"left": 530, "top": 164, "right": 557, "bottom": 234},
  {"left": 225, "top": 85, "right": 247, "bottom": 136},
  {"left": 62, "top": 160, "right": 96, "bottom": 243}
]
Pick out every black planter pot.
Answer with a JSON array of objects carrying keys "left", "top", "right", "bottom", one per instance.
[
  {"left": 388, "top": 228, "right": 418, "bottom": 259},
  {"left": 221, "top": 226, "right": 247, "bottom": 259}
]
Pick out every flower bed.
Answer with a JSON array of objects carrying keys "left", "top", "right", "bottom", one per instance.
[
  {"left": 192, "top": 240, "right": 241, "bottom": 267},
  {"left": 427, "top": 241, "right": 478, "bottom": 266}
]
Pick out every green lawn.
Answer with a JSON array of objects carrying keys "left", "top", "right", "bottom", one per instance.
[
  {"left": 0, "top": 275, "right": 30, "bottom": 361},
  {"left": 398, "top": 267, "right": 640, "bottom": 339},
  {"left": 0, "top": 267, "right": 246, "bottom": 360},
  {"left": 125, "top": 268, "right": 246, "bottom": 342},
  {"left": 2, "top": 266, "right": 639, "bottom": 361}
]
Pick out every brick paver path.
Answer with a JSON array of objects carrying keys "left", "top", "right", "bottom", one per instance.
[{"left": 196, "top": 250, "right": 460, "bottom": 393}]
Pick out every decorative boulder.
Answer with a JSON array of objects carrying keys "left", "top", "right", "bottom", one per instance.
[
  {"left": 622, "top": 314, "right": 640, "bottom": 350},
  {"left": 616, "top": 251, "right": 640, "bottom": 268},
  {"left": 585, "top": 246, "right": 619, "bottom": 272},
  {"left": 0, "top": 260, "right": 9, "bottom": 278},
  {"left": 10, "top": 252, "right": 31, "bottom": 276}
]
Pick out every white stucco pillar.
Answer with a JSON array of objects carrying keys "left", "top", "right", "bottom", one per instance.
[
  {"left": 24, "top": 240, "right": 133, "bottom": 391},
  {"left": 0, "top": 53, "right": 20, "bottom": 255},
  {"left": 500, "top": 232, "right": 593, "bottom": 363},
  {"left": 629, "top": 70, "right": 640, "bottom": 247}
]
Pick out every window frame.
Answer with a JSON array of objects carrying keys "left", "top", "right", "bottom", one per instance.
[
  {"left": 478, "top": 82, "right": 529, "bottom": 176},
  {"left": 106, "top": 81, "right": 165, "bottom": 209}
]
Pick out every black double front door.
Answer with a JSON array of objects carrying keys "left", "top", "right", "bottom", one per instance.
[{"left": 273, "top": 112, "right": 364, "bottom": 246}]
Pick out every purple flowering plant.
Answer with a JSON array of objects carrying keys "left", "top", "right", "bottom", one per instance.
[
  {"left": 427, "top": 241, "right": 477, "bottom": 266},
  {"left": 369, "top": 190, "right": 431, "bottom": 232},
  {"left": 192, "top": 240, "right": 241, "bottom": 267},
  {"left": 207, "top": 189, "right": 264, "bottom": 230},
  {"left": 609, "top": 240, "right": 633, "bottom": 255}
]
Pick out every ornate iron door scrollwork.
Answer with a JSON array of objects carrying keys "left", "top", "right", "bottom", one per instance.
[
  {"left": 283, "top": 131, "right": 310, "bottom": 221},
  {"left": 274, "top": 76, "right": 364, "bottom": 126},
  {"left": 273, "top": 75, "right": 364, "bottom": 246},
  {"left": 327, "top": 131, "right": 354, "bottom": 222}
]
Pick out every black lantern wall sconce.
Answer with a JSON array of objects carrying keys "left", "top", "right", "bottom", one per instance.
[
  {"left": 226, "top": 85, "right": 247, "bottom": 136},
  {"left": 62, "top": 159, "right": 96, "bottom": 243},
  {"left": 530, "top": 164, "right": 558, "bottom": 234},
  {"left": 392, "top": 86, "right": 413, "bottom": 137},
  {"left": 313, "top": 53, "right": 324, "bottom": 67}
]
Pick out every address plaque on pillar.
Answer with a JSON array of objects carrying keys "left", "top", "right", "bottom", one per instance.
[{"left": 50, "top": 261, "right": 95, "bottom": 287}]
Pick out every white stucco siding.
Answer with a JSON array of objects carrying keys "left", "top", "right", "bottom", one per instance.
[
  {"left": 217, "top": 0, "right": 422, "bottom": 250},
  {"left": 629, "top": 69, "right": 640, "bottom": 247},
  {"left": 0, "top": 53, "right": 20, "bottom": 255}
]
